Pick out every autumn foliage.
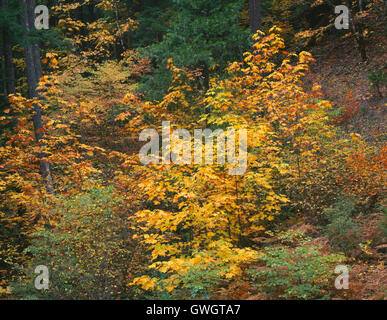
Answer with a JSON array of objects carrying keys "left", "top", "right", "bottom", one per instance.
[{"left": 0, "top": 1, "right": 385, "bottom": 300}]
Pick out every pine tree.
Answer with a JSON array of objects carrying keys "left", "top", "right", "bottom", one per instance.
[{"left": 143, "top": 0, "right": 249, "bottom": 99}]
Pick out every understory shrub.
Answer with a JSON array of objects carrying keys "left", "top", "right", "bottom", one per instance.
[
  {"left": 249, "top": 232, "right": 346, "bottom": 299},
  {"left": 11, "top": 183, "right": 144, "bottom": 299},
  {"left": 324, "top": 197, "right": 360, "bottom": 255}
]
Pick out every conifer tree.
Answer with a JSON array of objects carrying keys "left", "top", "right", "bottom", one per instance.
[{"left": 143, "top": 0, "right": 249, "bottom": 99}]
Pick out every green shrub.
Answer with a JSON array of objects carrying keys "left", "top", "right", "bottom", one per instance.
[
  {"left": 378, "top": 205, "right": 387, "bottom": 238},
  {"left": 178, "top": 264, "right": 225, "bottom": 299},
  {"left": 11, "top": 184, "right": 143, "bottom": 300},
  {"left": 368, "top": 68, "right": 386, "bottom": 97},
  {"left": 324, "top": 197, "right": 360, "bottom": 255},
  {"left": 249, "top": 235, "right": 345, "bottom": 299}
]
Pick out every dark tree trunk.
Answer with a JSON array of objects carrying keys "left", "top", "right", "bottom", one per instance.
[
  {"left": 19, "top": 0, "right": 54, "bottom": 194},
  {"left": 353, "top": 24, "right": 368, "bottom": 61},
  {"left": 345, "top": 0, "right": 368, "bottom": 61},
  {"left": 75, "top": 3, "right": 83, "bottom": 21},
  {"left": 249, "top": 0, "right": 262, "bottom": 34},
  {"left": 200, "top": 62, "right": 209, "bottom": 92},
  {"left": 88, "top": 1, "right": 95, "bottom": 21},
  {"left": 114, "top": 0, "right": 125, "bottom": 55},
  {"left": 2, "top": 0, "right": 16, "bottom": 95}
]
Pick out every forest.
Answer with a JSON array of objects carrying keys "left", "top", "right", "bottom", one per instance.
[{"left": 0, "top": 0, "right": 386, "bottom": 300}]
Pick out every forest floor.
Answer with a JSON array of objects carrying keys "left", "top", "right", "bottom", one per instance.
[{"left": 307, "top": 32, "right": 386, "bottom": 144}]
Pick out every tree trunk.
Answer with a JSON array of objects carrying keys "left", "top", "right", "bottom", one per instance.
[
  {"left": 249, "top": 0, "right": 262, "bottom": 34},
  {"left": 113, "top": 0, "right": 125, "bottom": 55},
  {"left": 2, "top": 0, "right": 16, "bottom": 95},
  {"left": 353, "top": 24, "right": 368, "bottom": 61},
  {"left": 203, "top": 64, "right": 209, "bottom": 92},
  {"left": 345, "top": 0, "right": 368, "bottom": 61},
  {"left": 88, "top": 0, "right": 95, "bottom": 21},
  {"left": 19, "top": 0, "right": 54, "bottom": 194}
]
